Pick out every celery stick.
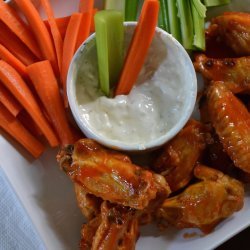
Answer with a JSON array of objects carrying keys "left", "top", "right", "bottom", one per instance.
[
  {"left": 192, "top": 0, "right": 206, "bottom": 18},
  {"left": 104, "top": 0, "right": 125, "bottom": 15},
  {"left": 125, "top": 0, "right": 139, "bottom": 21},
  {"left": 191, "top": 1, "right": 206, "bottom": 50},
  {"left": 136, "top": 0, "right": 144, "bottom": 20},
  {"left": 167, "top": 0, "right": 181, "bottom": 42},
  {"left": 94, "top": 10, "right": 124, "bottom": 96},
  {"left": 159, "top": 0, "right": 169, "bottom": 32},
  {"left": 176, "top": 0, "right": 193, "bottom": 49},
  {"left": 203, "top": 0, "right": 230, "bottom": 7},
  {"left": 158, "top": 6, "right": 164, "bottom": 30}
]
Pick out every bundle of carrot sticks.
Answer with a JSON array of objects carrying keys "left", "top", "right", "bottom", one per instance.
[{"left": 0, "top": 0, "right": 96, "bottom": 158}]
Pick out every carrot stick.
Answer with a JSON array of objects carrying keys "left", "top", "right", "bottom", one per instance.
[
  {"left": 0, "top": 1, "right": 42, "bottom": 59},
  {"left": 76, "top": 0, "right": 94, "bottom": 50},
  {"left": 115, "top": 0, "right": 159, "bottom": 96},
  {"left": 18, "top": 110, "right": 42, "bottom": 137},
  {"left": 90, "top": 8, "right": 98, "bottom": 33},
  {"left": 0, "top": 45, "right": 27, "bottom": 77},
  {"left": 0, "top": 21, "right": 37, "bottom": 66},
  {"left": 0, "top": 83, "right": 22, "bottom": 117},
  {"left": 61, "top": 13, "right": 82, "bottom": 106},
  {"left": 44, "top": 16, "right": 70, "bottom": 40},
  {"left": 0, "top": 103, "right": 45, "bottom": 158},
  {"left": 15, "top": 0, "right": 58, "bottom": 73},
  {"left": 27, "top": 60, "right": 76, "bottom": 145},
  {"left": 79, "top": 0, "right": 94, "bottom": 12},
  {"left": 0, "top": 60, "right": 59, "bottom": 147},
  {"left": 40, "top": 0, "right": 63, "bottom": 73}
]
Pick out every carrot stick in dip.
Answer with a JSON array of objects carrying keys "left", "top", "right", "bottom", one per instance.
[
  {"left": 27, "top": 60, "right": 76, "bottom": 145},
  {"left": 0, "top": 60, "right": 59, "bottom": 147},
  {"left": 0, "top": 83, "right": 22, "bottom": 117},
  {"left": 0, "top": 44, "right": 27, "bottom": 77},
  {"left": 0, "top": 103, "right": 45, "bottom": 158},
  {"left": 0, "top": 21, "right": 37, "bottom": 66},
  {"left": 115, "top": 0, "right": 159, "bottom": 96},
  {"left": 76, "top": 0, "right": 94, "bottom": 49},
  {"left": 15, "top": 0, "right": 58, "bottom": 73},
  {"left": 40, "top": 0, "right": 63, "bottom": 73},
  {"left": 61, "top": 13, "right": 82, "bottom": 105},
  {"left": 0, "top": 0, "right": 42, "bottom": 59}
]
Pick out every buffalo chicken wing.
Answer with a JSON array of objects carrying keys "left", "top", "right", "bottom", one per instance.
[
  {"left": 80, "top": 201, "right": 139, "bottom": 250},
  {"left": 207, "top": 81, "right": 250, "bottom": 173},
  {"left": 209, "top": 12, "right": 250, "bottom": 56},
  {"left": 194, "top": 54, "right": 250, "bottom": 94},
  {"left": 156, "top": 165, "right": 244, "bottom": 233},
  {"left": 57, "top": 139, "right": 171, "bottom": 210},
  {"left": 153, "top": 120, "right": 207, "bottom": 192}
]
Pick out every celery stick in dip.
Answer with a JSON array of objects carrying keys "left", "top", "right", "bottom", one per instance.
[
  {"left": 75, "top": 25, "right": 196, "bottom": 150},
  {"left": 94, "top": 10, "right": 124, "bottom": 96}
]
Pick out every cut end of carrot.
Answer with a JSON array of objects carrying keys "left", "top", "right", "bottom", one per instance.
[
  {"left": 0, "top": 83, "right": 22, "bottom": 117},
  {"left": 0, "top": 44, "right": 27, "bottom": 78}
]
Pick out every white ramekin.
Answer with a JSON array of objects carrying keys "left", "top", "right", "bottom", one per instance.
[{"left": 67, "top": 22, "right": 197, "bottom": 152}]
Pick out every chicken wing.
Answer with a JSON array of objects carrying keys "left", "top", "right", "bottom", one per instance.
[
  {"left": 207, "top": 81, "right": 250, "bottom": 173},
  {"left": 57, "top": 139, "right": 170, "bottom": 209},
  {"left": 80, "top": 216, "right": 101, "bottom": 250},
  {"left": 80, "top": 201, "right": 139, "bottom": 250},
  {"left": 156, "top": 165, "right": 244, "bottom": 234},
  {"left": 153, "top": 120, "right": 207, "bottom": 192},
  {"left": 74, "top": 183, "right": 103, "bottom": 220},
  {"left": 203, "top": 130, "right": 237, "bottom": 175},
  {"left": 209, "top": 12, "right": 250, "bottom": 56},
  {"left": 194, "top": 54, "right": 250, "bottom": 93}
]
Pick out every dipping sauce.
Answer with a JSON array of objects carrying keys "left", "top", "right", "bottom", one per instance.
[{"left": 73, "top": 25, "right": 196, "bottom": 150}]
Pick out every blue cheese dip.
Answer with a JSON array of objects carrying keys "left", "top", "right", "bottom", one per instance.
[{"left": 74, "top": 25, "right": 196, "bottom": 150}]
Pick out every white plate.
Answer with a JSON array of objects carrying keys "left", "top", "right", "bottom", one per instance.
[{"left": 1, "top": 0, "right": 250, "bottom": 249}]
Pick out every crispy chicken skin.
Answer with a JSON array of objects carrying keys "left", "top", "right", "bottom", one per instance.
[
  {"left": 153, "top": 120, "right": 207, "bottom": 192},
  {"left": 57, "top": 139, "right": 170, "bottom": 210},
  {"left": 74, "top": 183, "right": 103, "bottom": 220},
  {"left": 156, "top": 165, "right": 244, "bottom": 234},
  {"left": 194, "top": 54, "right": 250, "bottom": 93},
  {"left": 209, "top": 12, "right": 250, "bottom": 56},
  {"left": 80, "top": 202, "right": 139, "bottom": 250},
  {"left": 207, "top": 82, "right": 250, "bottom": 173},
  {"left": 80, "top": 216, "right": 101, "bottom": 250},
  {"left": 137, "top": 172, "right": 173, "bottom": 225}
]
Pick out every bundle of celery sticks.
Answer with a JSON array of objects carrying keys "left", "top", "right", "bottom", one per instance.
[
  {"left": 105, "top": 0, "right": 231, "bottom": 51},
  {"left": 97, "top": 0, "right": 231, "bottom": 96}
]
